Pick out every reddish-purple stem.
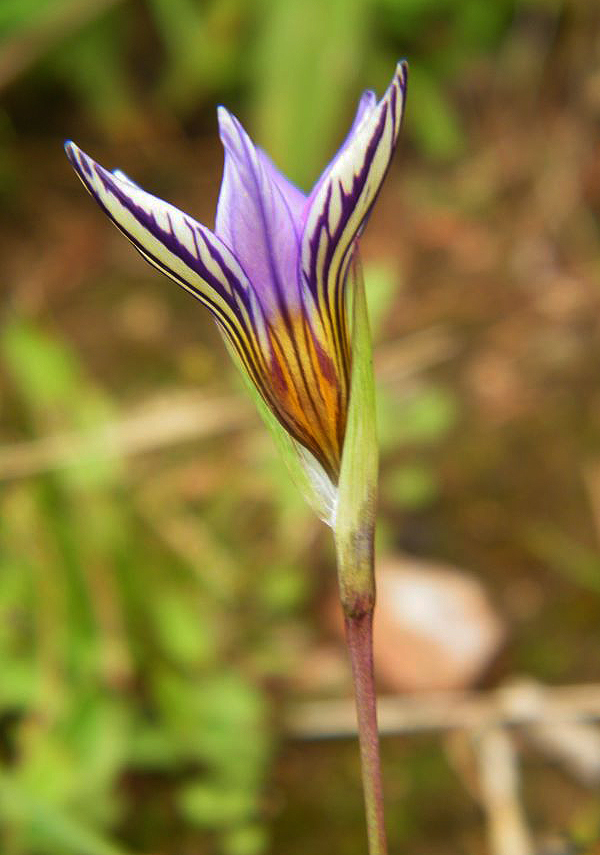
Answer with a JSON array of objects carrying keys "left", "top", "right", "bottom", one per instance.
[{"left": 345, "top": 609, "right": 388, "bottom": 855}]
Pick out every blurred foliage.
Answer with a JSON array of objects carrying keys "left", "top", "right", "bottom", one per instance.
[
  {"left": 1, "top": 0, "right": 564, "bottom": 177},
  {"left": 1, "top": 0, "right": 585, "bottom": 851},
  {"left": 253, "top": 0, "right": 371, "bottom": 186},
  {"left": 0, "top": 261, "right": 456, "bottom": 853},
  {"left": 0, "top": 321, "right": 285, "bottom": 854}
]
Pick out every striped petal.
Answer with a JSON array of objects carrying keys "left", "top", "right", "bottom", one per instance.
[
  {"left": 299, "top": 61, "right": 408, "bottom": 397},
  {"left": 215, "top": 110, "right": 348, "bottom": 479},
  {"left": 64, "top": 140, "right": 274, "bottom": 402},
  {"left": 64, "top": 63, "right": 407, "bottom": 489},
  {"left": 304, "top": 89, "right": 378, "bottom": 217},
  {"left": 64, "top": 141, "right": 345, "bottom": 480}
]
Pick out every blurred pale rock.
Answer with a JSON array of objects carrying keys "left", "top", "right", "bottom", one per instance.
[
  {"left": 328, "top": 555, "right": 505, "bottom": 692},
  {"left": 372, "top": 556, "right": 504, "bottom": 691}
]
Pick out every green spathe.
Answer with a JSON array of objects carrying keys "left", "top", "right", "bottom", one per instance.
[{"left": 334, "top": 257, "right": 378, "bottom": 617}]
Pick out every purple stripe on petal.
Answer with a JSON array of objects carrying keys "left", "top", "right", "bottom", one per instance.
[
  {"left": 304, "top": 89, "right": 378, "bottom": 219},
  {"left": 64, "top": 61, "right": 408, "bottom": 486},
  {"left": 64, "top": 141, "right": 252, "bottom": 319},
  {"left": 301, "top": 62, "right": 408, "bottom": 308},
  {"left": 65, "top": 141, "right": 283, "bottom": 415}
]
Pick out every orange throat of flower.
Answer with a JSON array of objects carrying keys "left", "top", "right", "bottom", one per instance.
[{"left": 261, "top": 310, "right": 350, "bottom": 483}]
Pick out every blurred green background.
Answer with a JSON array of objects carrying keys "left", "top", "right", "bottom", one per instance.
[{"left": 2, "top": 0, "right": 600, "bottom": 853}]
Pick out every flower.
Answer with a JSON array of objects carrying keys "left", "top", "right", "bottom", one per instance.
[{"left": 65, "top": 62, "right": 407, "bottom": 506}]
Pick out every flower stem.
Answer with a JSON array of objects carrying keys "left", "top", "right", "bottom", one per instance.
[
  {"left": 333, "top": 256, "right": 386, "bottom": 852},
  {"left": 344, "top": 606, "right": 388, "bottom": 855}
]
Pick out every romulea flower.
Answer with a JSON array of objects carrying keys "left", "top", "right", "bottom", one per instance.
[
  {"left": 66, "top": 66, "right": 408, "bottom": 852},
  {"left": 65, "top": 62, "right": 407, "bottom": 525}
]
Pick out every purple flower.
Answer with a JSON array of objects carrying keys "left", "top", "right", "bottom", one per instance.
[{"left": 65, "top": 62, "right": 407, "bottom": 484}]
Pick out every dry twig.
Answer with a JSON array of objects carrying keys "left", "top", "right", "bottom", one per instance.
[
  {"left": 286, "top": 679, "right": 600, "bottom": 739},
  {"left": 473, "top": 727, "right": 534, "bottom": 855},
  {"left": 0, "top": 392, "right": 251, "bottom": 480}
]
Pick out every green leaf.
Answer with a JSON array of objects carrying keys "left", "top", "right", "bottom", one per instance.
[
  {"left": 178, "top": 782, "right": 256, "bottom": 827},
  {"left": 377, "top": 384, "right": 458, "bottom": 451},
  {"left": 407, "top": 65, "right": 465, "bottom": 161},
  {"left": 0, "top": 775, "right": 132, "bottom": 855},
  {"left": 49, "top": 8, "right": 137, "bottom": 138},
  {"left": 2, "top": 321, "right": 81, "bottom": 407},
  {"left": 525, "top": 525, "right": 600, "bottom": 595},
  {"left": 222, "top": 823, "right": 268, "bottom": 855},
  {"left": 253, "top": 0, "right": 370, "bottom": 186},
  {"left": 150, "top": 590, "right": 217, "bottom": 667},
  {"left": 259, "top": 563, "right": 307, "bottom": 615},
  {"left": 363, "top": 261, "right": 400, "bottom": 339},
  {"left": 383, "top": 462, "right": 439, "bottom": 509},
  {"left": 148, "top": 0, "right": 244, "bottom": 113}
]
